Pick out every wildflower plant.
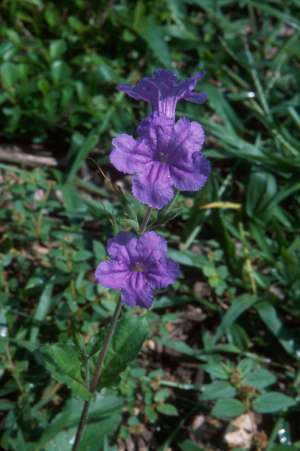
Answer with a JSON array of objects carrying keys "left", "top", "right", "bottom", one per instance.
[{"left": 72, "top": 69, "right": 210, "bottom": 450}]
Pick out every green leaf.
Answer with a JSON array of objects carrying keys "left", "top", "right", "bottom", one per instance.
[
  {"left": 246, "top": 170, "right": 277, "bottom": 222},
  {"left": 40, "top": 344, "right": 91, "bottom": 400},
  {"left": 237, "top": 359, "right": 256, "bottom": 378},
  {"left": 49, "top": 40, "right": 67, "bottom": 60},
  {"left": 158, "top": 337, "right": 201, "bottom": 359},
  {"left": 179, "top": 440, "right": 205, "bottom": 451},
  {"left": 202, "top": 381, "right": 236, "bottom": 400},
  {"left": 214, "top": 295, "right": 257, "bottom": 342},
  {"left": 30, "top": 282, "right": 54, "bottom": 343},
  {"left": 202, "top": 359, "right": 229, "bottom": 380},
  {"left": 211, "top": 398, "right": 246, "bottom": 419},
  {"left": 157, "top": 403, "right": 179, "bottom": 416},
  {"left": 154, "top": 388, "right": 170, "bottom": 402},
  {"left": 38, "top": 395, "right": 123, "bottom": 449},
  {"left": 0, "top": 62, "right": 18, "bottom": 89},
  {"left": 168, "top": 249, "right": 206, "bottom": 269},
  {"left": 205, "top": 84, "right": 244, "bottom": 134},
  {"left": 253, "top": 392, "right": 296, "bottom": 413},
  {"left": 97, "top": 312, "right": 149, "bottom": 389},
  {"left": 145, "top": 405, "right": 158, "bottom": 423},
  {"left": 244, "top": 367, "right": 276, "bottom": 389},
  {"left": 134, "top": 16, "right": 171, "bottom": 67},
  {"left": 256, "top": 302, "right": 298, "bottom": 356},
  {"left": 67, "top": 131, "right": 99, "bottom": 181},
  {"left": 51, "top": 60, "right": 71, "bottom": 83}
]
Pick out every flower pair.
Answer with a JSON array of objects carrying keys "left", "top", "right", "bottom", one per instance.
[{"left": 113, "top": 70, "right": 210, "bottom": 209}]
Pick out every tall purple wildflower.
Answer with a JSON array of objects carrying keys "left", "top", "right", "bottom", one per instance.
[
  {"left": 95, "top": 231, "right": 179, "bottom": 308},
  {"left": 96, "top": 69, "right": 210, "bottom": 306}
]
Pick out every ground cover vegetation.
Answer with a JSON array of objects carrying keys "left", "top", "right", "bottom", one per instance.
[{"left": 0, "top": 0, "right": 300, "bottom": 450}]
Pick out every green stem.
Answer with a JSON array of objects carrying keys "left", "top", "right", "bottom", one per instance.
[
  {"left": 71, "top": 298, "right": 123, "bottom": 451},
  {"left": 140, "top": 206, "right": 152, "bottom": 234},
  {"left": 72, "top": 206, "right": 152, "bottom": 450}
]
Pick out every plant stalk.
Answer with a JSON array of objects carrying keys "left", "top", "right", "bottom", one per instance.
[
  {"left": 72, "top": 208, "right": 151, "bottom": 450},
  {"left": 71, "top": 298, "right": 122, "bottom": 451},
  {"left": 140, "top": 206, "right": 152, "bottom": 234}
]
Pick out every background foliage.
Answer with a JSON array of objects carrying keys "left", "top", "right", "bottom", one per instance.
[{"left": 1, "top": 0, "right": 300, "bottom": 450}]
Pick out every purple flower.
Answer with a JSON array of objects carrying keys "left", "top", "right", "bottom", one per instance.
[
  {"left": 95, "top": 231, "right": 180, "bottom": 308},
  {"left": 110, "top": 114, "right": 210, "bottom": 209},
  {"left": 119, "top": 69, "right": 207, "bottom": 119}
]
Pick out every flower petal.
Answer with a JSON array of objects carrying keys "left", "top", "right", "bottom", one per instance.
[
  {"left": 107, "top": 232, "right": 137, "bottom": 263},
  {"left": 137, "top": 231, "right": 168, "bottom": 261},
  {"left": 138, "top": 113, "right": 173, "bottom": 150},
  {"left": 132, "top": 162, "right": 174, "bottom": 209},
  {"left": 95, "top": 260, "right": 130, "bottom": 289},
  {"left": 183, "top": 91, "right": 208, "bottom": 104},
  {"left": 170, "top": 152, "right": 211, "bottom": 191},
  {"left": 171, "top": 118, "right": 205, "bottom": 157},
  {"left": 110, "top": 134, "right": 152, "bottom": 174},
  {"left": 146, "top": 258, "right": 180, "bottom": 289},
  {"left": 121, "top": 274, "right": 153, "bottom": 308},
  {"left": 118, "top": 77, "right": 160, "bottom": 110},
  {"left": 176, "top": 72, "right": 205, "bottom": 99},
  {"left": 119, "top": 70, "right": 207, "bottom": 118}
]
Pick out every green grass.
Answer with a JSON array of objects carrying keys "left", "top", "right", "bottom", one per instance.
[{"left": 0, "top": 0, "right": 300, "bottom": 449}]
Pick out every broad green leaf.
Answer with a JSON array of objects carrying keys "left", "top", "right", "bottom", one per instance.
[
  {"left": 157, "top": 403, "right": 179, "bottom": 416},
  {"left": 244, "top": 367, "right": 276, "bottom": 389},
  {"left": 51, "top": 60, "right": 71, "bottom": 83},
  {"left": 97, "top": 312, "right": 149, "bottom": 389},
  {"left": 0, "top": 62, "right": 18, "bottom": 89},
  {"left": 154, "top": 388, "right": 170, "bottom": 402},
  {"left": 168, "top": 249, "right": 206, "bottom": 269},
  {"left": 253, "top": 392, "right": 296, "bottom": 413},
  {"left": 38, "top": 395, "right": 123, "bottom": 449},
  {"left": 211, "top": 398, "right": 245, "bottom": 419},
  {"left": 201, "top": 381, "right": 236, "bottom": 400},
  {"left": 49, "top": 39, "right": 67, "bottom": 60},
  {"left": 237, "top": 359, "right": 256, "bottom": 378},
  {"left": 202, "top": 359, "right": 229, "bottom": 380},
  {"left": 40, "top": 344, "right": 91, "bottom": 400}
]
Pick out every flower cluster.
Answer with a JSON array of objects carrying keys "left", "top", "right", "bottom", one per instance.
[
  {"left": 95, "top": 69, "right": 210, "bottom": 308},
  {"left": 112, "top": 69, "right": 210, "bottom": 209}
]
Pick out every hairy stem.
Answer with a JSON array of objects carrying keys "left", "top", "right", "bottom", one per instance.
[
  {"left": 71, "top": 298, "right": 122, "bottom": 451},
  {"left": 140, "top": 206, "right": 152, "bottom": 234},
  {"left": 72, "top": 207, "right": 152, "bottom": 450}
]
